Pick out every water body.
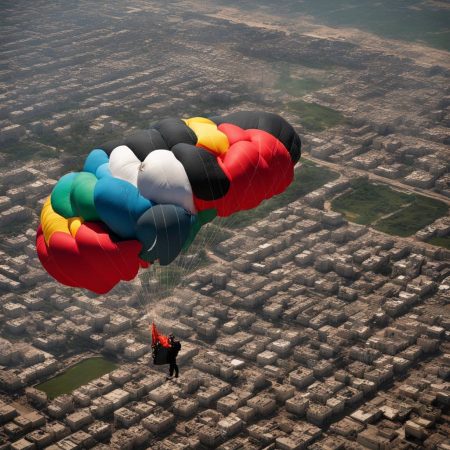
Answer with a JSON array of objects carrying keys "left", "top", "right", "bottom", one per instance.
[{"left": 36, "top": 357, "right": 117, "bottom": 400}]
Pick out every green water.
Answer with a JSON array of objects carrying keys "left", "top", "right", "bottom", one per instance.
[{"left": 36, "top": 357, "right": 117, "bottom": 400}]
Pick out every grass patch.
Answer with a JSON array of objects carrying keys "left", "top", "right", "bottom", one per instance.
[
  {"left": 332, "top": 178, "right": 412, "bottom": 225},
  {"left": 221, "top": 159, "right": 338, "bottom": 229},
  {"left": 287, "top": 100, "right": 345, "bottom": 132},
  {"left": 36, "top": 357, "right": 117, "bottom": 400},
  {"left": 276, "top": 67, "right": 325, "bottom": 97},
  {"left": 332, "top": 178, "right": 448, "bottom": 237},
  {"left": 428, "top": 235, "right": 450, "bottom": 250},
  {"left": 375, "top": 196, "right": 448, "bottom": 237}
]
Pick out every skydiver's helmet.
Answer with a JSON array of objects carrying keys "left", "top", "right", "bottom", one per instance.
[{"left": 168, "top": 333, "right": 175, "bottom": 343}]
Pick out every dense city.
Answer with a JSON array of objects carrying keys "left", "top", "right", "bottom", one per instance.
[{"left": 0, "top": 1, "right": 449, "bottom": 449}]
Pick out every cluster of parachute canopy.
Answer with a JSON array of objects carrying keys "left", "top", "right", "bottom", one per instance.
[{"left": 36, "top": 111, "right": 301, "bottom": 294}]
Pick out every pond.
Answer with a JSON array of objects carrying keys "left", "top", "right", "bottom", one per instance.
[{"left": 36, "top": 357, "right": 118, "bottom": 400}]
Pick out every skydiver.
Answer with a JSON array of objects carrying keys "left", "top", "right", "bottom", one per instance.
[{"left": 167, "top": 333, "right": 181, "bottom": 379}]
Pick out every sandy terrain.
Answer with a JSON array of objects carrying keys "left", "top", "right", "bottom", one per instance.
[{"left": 204, "top": 6, "right": 450, "bottom": 69}]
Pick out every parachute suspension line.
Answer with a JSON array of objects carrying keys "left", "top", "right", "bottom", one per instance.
[
  {"left": 172, "top": 201, "right": 191, "bottom": 293},
  {"left": 153, "top": 205, "right": 172, "bottom": 299},
  {"left": 123, "top": 274, "right": 149, "bottom": 336},
  {"left": 194, "top": 138, "right": 294, "bottom": 270},
  {"left": 120, "top": 187, "right": 144, "bottom": 319},
  {"left": 176, "top": 143, "right": 231, "bottom": 287},
  {"left": 138, "top": 271, "right": 149, "bottom": 315},
  {"left": 176, "top": 152, "right": 219, "bottom": 287},
  {"left": 177, "top": 224, "right": 210, "bottom": 289},
  {"left": 132, "top": 276, "right": 145, "bottom": 321},
  {"left": 176, "top": 152, "right": 244, "bottom": 285},
  {"left": 122, "top": 186, "right": 151, "bottom": 325},
  {"left": 204, "top": 145, "right": 262, "bottom": 243},
  {"left": 161, "top": 205, "right": 172, "bottom": 298},
  {"left": 140, "top": 271, "right": 152, "bottom": 323},
  {"left": 187, "top": 216, "right": 229, "bottom": 278},
  {"left": 143, "top": 134, "right": 293, "bottom": 305},
  {"left": 178, "top": 176, "right": 237, "bottom": 285},
  {"left": 135, "top": 262, "right": 149, "bottom": 322}
]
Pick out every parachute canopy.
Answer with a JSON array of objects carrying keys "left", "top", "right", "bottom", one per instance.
[{"left": 36, "top": 111, "right": 301, "bottom": 294}]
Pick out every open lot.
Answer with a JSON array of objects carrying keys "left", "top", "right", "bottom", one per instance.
[
  {"left": 287, "top": 100, "right": 346, "bottom": 132},
  {"left": 275, "top": 67, "right": 326, "bottom": 97},
  {"left": 332, "top": 179, "right": 448, "bottom": 237},
  {"left": 375, "top": 195, "right": 448, "bottom": 237}
]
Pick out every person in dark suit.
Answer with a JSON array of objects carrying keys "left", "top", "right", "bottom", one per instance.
[{"left": 167, "top": 333, "right": 181, "bottom": 378}]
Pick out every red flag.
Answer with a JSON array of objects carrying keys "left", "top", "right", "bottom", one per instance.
[{"left": 151, "top": 323, "right": 170, "bottom": 348}]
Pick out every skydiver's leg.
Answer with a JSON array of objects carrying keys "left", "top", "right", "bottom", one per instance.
[
  {"left": 174, "top": 362, "right": 179, "bottom": 378},
  {"left": 169, "top": 361, "right": 175, "bottom": 377}
]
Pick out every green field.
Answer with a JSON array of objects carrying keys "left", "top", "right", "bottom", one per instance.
[
  {"left": 221, "top": 159, "right": 339, "bottom": 229},
  {"left": 287, "top": 100, "right": 346, "bottom": 132},
  {"left": 376, "top": 196, "right": 449, "bottom": 237},
  {"left": 277, "top": 76, "right": 324, "bottom": 96},
  {"left": 276, "top": 67, "right": 325, "bottom": 97},
  {"left": 331, "top": 179, "right": 448, "bottom": 237},
  {"left": 37, "top": 357, "right": 117, "bottom": 400},
  {"left": 331, "top": 178, "right": 412, "bottom": 225},
  {"left": 428, "top": 236, "right": 450, "bottom": 250}
]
